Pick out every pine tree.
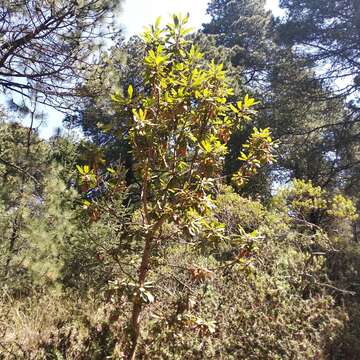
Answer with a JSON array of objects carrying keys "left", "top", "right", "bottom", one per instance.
[
  {"left": 202, "top": 0, "right": 359, "bottom": 203},
  {"left": 203, "top": 0, "right": 275, "bottom": 89},
  {"left": 278, "top": 0, "right": 360, "bottom": 101},
  {"left": 278, "top": 0, "right": 360, "bottom": 213},
  {"left": 0, "top": 0, "right": 123, "bottom": 109},
  {"left": 0, "top": 112, "right": 79, "bottom": 292}
]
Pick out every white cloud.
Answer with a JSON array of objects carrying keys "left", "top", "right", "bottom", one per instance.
[
  {"left": 120, "top": 0, "right": 284, "bottom": 39},
  {"left": 265, "top": 0, "right": 285, "bottom": 17},
  {"left": 120, "top": 0, "right": 210, "bottom": 38}
]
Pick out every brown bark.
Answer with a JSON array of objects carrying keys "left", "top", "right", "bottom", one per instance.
[{"left": 128, "top": 217, "right": 166, "bottom": 360}]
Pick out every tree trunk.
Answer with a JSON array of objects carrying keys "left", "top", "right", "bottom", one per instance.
[
  {"left": 128, "top": 216, "right": 165, "bottom": 359},
  {"left": 129, "top": 235, "right": 152, "bottom": 359}
]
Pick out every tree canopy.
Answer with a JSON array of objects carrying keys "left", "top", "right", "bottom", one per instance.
[
  {"left": 0, "top": 0, "right": 123, "bottom": 109},
  {"left": 278, "top": 0, "right": 360, "bottom": 101}
]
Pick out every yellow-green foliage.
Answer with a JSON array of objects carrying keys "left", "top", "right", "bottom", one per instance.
[
  {"left": 215, "top": 185, "right": 265, "bottom": 234},
  {"left": 273, "top": 179, "right": 326, "bottom": 215},
  {"left": 272, "top": 179, "right": 358, "bottom": 229},
  {"left": 328, "top": 194, "right": 358, "bottom": 221},
  {"left": 1, "top": 183, "right": 360, "bottom": 359},
  {"left": 105, "top": 14, "right": 277, "bottom": 229}
]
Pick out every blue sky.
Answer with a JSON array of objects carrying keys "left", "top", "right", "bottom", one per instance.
[{"left": 14, "top": 0, "right": 282, "bottom": 138}]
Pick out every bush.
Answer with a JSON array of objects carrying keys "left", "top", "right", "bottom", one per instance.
[{"left": 2, "top": 183, "right": 360, "bottom": 359}]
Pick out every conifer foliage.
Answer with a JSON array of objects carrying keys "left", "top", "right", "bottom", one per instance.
[{"left": 0, "top": 0, "right": 123, "bottom": 108}]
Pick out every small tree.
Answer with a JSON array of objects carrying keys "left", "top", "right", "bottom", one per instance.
[
  {"left": 0, "top": 117, "right": 79, "bottom": 293},
  {"left": 80, "top": 15, "right": 275, "bottom": 358}
]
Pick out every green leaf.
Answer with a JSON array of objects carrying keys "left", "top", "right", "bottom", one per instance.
[
  {"left": 111, "top": 93, "right": 121, "bottom": 103},
  {"left": 244, "top": 94, "right": 260, "bottom": 108},
  {"left": 76, "top": 165, "right": 84, "bottom": 174},
  {"left": 184, "top": 12, "right": 190, "bottom": 24},
  {"left": 128, "top": 84, "right": 133, "bottom": 99},
  {"left": 238, "top": 152, "right": 248, "bottom": 161},
  {"left": 229, "top": 103, "right": 239, "bottom": 114},
  {"left": 201, "top": 140, "right": 212, "bottom": 153}
]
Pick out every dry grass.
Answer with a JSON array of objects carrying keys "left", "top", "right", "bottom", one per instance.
[{"left": 0, "top": 289, "right": 109, "bottom": 359}]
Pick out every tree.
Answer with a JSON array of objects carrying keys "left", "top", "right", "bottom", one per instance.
[
  {"left": 0, "top": 0, "right": 123, "bottom": 109},
  {"left": 266, "top": 49, "right": 349, "bottom": 188},
  {"left": 64, "top": 35, "right": 147, "bottom": 185},
  {"left": 0, "top": 113, "right": 79, "bottom": 292},
  {"left": 278, "top": 0, "right": 360, "bottom": 101},
  {"left": 277, "top": 0, "right": 360, "bottom": 212},
  {"left": 79, "top": 15, "right": 275, "bottom": 358},
  {"left": 201, "top": 0, "right": 360, "bottom": 205},
  {"left": 203, "top": 0, "right": 275, "bottom": 90}
]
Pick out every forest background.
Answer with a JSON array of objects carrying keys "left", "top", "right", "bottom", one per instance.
[{"left": 1, "top": 0, "right": 360, "bottom": 359}]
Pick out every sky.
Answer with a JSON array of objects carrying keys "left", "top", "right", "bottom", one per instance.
[
  {"left": 10, "top": 0, "right": 282, "bottom": 138},
  {"left": 120, "top": 0, "right": 283, "bottom": 38}
]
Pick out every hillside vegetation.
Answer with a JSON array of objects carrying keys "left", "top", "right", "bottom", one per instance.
[{"left": 1, "top": 1, "right": 360, "bottom": 359}]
